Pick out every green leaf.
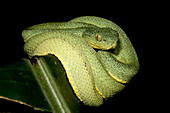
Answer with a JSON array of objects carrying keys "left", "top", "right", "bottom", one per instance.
[
  {"left": 0, "top": 58, "right": 51, "bottom": 111},
  {"left": 0, "top": 55, "right": 81, "bottom": 113}
]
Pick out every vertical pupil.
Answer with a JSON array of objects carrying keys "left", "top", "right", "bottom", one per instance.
[{"left": 95, "top": 34, "right": 102, "bottom": 41}]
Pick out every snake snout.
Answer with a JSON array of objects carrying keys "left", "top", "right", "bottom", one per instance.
[{"left": 112, "top": 42, "right": 117, "bottom": 49}]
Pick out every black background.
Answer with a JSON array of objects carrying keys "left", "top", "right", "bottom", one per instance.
[{"left": 0, "top": 2, "right": 161, "bottom": 113}]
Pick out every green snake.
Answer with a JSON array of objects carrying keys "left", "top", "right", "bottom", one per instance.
[{"left": 22, "top": 16, "right": 139, "bottom": 106}]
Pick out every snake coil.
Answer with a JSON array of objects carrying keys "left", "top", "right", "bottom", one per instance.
[{"left": 22, "top": 16, "right": 139, "bottom": 106}]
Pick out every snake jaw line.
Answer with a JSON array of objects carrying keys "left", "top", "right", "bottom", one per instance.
[
  {"left": 87, "top": 40, "right": 117, "bottom": 50},
  {"left": 87, "top": 41, "right": 112, "bottom": 50}
]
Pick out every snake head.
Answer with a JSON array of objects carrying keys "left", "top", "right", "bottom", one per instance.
[{"left": 82, "top": 27, "right": 118, "bottom": 50}]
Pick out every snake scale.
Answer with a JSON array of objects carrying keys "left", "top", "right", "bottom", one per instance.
[{"left": 22, "top": 16, "right": 139, "bottom": 106}]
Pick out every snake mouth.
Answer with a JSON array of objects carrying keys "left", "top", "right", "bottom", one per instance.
[
  {"left": 88, "top": 41, "right": 117, "bottom": 50},
  {"left": 101, "top": 42, "right": 117, "bottom": 50}
]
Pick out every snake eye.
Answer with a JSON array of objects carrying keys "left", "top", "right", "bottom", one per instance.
[{"left": 95, "top": 34, "right": 102, "bottom": 42}]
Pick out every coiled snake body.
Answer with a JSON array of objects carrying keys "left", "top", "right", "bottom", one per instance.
[{"left": 22, "top": 16, "right": 139, "bottom": 106}]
